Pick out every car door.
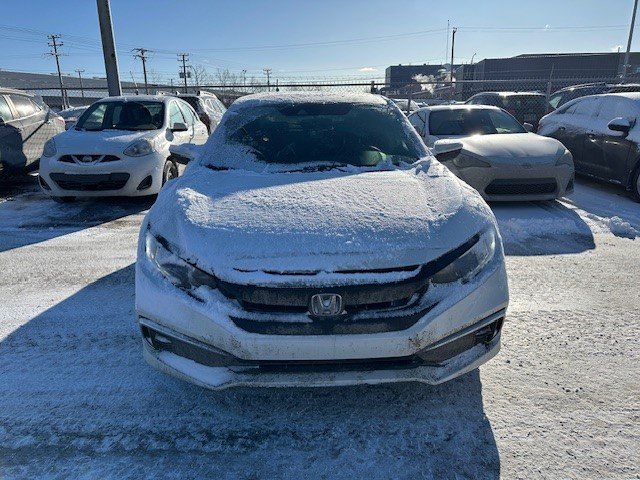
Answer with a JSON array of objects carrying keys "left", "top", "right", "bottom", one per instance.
[
  {"left": 8, "top": 93, "right": 55, "bottom": 167},
  {"left": 548, "top": 98, "right": 597, "bottom": 174},
  {"left": 585, "top": 96, "right": 637, "bottom": 183},
  {"left": 0, "top": 94, "right": 28, "bottom": 173},
  {"left": 168, "top": 100, "right": 192, "bottom": 147},
  {"left": 177, "top": 101, "right": 208, "bottom": 144}
]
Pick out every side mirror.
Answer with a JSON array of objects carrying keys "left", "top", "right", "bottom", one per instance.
[
  {"left": 171, "top": 122, "right": 189, "bottom": 132},
  {"left": 608, "top": 117, "right": 631, "bottom": 135},
  {"left": 523, "top": 122, "right": 534, "bottom": 132},
  {"left": 169, "top": 143, "right": 201, "bottom": 165},
  {"left": 432, "top": 139, "right": 464, "bottom": 162}
]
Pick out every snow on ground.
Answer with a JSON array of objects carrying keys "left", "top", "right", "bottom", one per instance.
[{"left": 0, "top": 176, "right": 638, "bottom": 478}]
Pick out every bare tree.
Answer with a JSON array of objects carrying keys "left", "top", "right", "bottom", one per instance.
[
  {"left": 214, "top": 68, "right": 241, "bottom": 87},
  {"left": 190, "top": 64, "right": 212, "bottom": 88}
]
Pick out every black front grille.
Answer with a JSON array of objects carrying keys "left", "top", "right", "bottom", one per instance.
[
  {"left": 485, "top": 178, "right": 557, "bottom": 195},
  {"left": 50, "top": 173, "right": 130, "bottom": 191},
  {"left": 59, "top": 154, "right": 120, "bottom": 164},
  {"left": 217, "top": 234, "right": 479, "bottom": 317}
]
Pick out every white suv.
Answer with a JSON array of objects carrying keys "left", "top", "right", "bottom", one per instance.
[{"left": 39, "top": 95, "right": 208, "bottom": 200}]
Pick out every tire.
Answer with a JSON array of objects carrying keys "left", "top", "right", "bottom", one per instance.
[
  {"left": 52, "top": 196, "right": 76, "bottom": 203},
  {"left": 632, "top": 166, "right": 640, "bottom": 202},
  {"left": 162, "top": 160, "right": 179, "bottom": 186}
]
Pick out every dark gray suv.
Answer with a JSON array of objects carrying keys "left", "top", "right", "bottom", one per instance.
[{"left": 0, "top": 88, "right": 65, "bottom": 176}]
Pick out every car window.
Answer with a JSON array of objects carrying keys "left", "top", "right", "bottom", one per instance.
[
  {"left": 177, "top": 101, "right": 197, "bottom": 126},
  {"left": 180, "top": 96, "right": 200, "bottom": 113},
  {"left": 215, "top": 99, "right": 227, "bottom": 113},
  {"left": 220, "top": 102, "right": 423, "bottom": 167},
  {"left": 596, "top": 97, "right": 636, "bottom": 121},
  {"left": 408, "top": 112, "right": 425, "bottom": 134},
  {"left": 573, "top": 97, "right": 600, "bottom": 117},
  {"left": 76, "top": 101, "right": 164, "bottom": 131},
  {"left": 429, "top": 108, "right": 526, "bottom": 136},
  {"left": 549, "top": 94, "right": 564, "bottom": 110},
  {"left": 169, "top": 102, "right": 186, "bottom": 127},
  {"left": 0, "top": 96, "right": 14, "bottom": 120},
  {"left": 9, "top": 94, "right": 38, "bottom": 118}
]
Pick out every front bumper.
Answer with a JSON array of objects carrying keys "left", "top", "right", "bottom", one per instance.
[
  {"left": 135, "top": 248, "right": 509, "bottom": 389},
  {"left": 451, "top": 163, "right": 574, "bottom": 202},
  {"left": 38, "top": 152, "right": 166, "bottom": 197}
]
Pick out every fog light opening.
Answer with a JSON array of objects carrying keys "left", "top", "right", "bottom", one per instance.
[
  {"left": 137, "top": 175, "right": 153, "bottom": 191},
  {"left": 39, "top": 175, "right": 51, "bottom": 191},
  {"left": 474, "top": 317, "right": 503, "bottom": 344}
]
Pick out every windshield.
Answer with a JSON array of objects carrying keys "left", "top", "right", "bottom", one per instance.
[
  {"left": 429, "top": 108, "right": 527, "bottom": 136},
  {"left": 221, "top": 102, "right": 422, "bottom": 167},
  {"left": 75, "top": 101, "right": 164, "bottom": 131}
]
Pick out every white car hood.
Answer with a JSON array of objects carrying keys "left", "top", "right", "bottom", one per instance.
[
  {"left": 54, "top": 128, "right": 159, "bottom": 154},
  {"left": 146, "top": 161, "right": 495, "bottom": 285},
  {"left": 436, "top": 133, "right": 564, "bottom": 166}
]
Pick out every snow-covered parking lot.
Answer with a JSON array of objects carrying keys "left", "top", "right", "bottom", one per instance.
[{"left": 0, "top": 176, "right": 638, "bottom": 479}]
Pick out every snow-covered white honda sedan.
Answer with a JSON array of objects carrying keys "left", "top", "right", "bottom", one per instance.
[
  {"left": 38, "top": 95, "right": 208, "bottom": 200},
  {"left": 409, "top": 105, "right": 575, "bottom": 201},
  {"left": 136, "top": 93, "right": 509, "bottom": 390}
]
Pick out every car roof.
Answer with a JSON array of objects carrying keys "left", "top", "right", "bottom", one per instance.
[
  {"left": 97, "top": 94, "right": 176, "bottom": 103},
  {"left": 471, "top": 91, "right": 545, "bottom": 97},
  {"left": 232, "top": 92, "right": 388, "bottom": 109},
  {"left": 0, "top": 87, "right": 37, "bottom": 96},
  {"left": 414, "top": 104, "right": 503, "bottom": 113},
  {"left": 597, "top": 92, "right": 640, "bottom": 101}
]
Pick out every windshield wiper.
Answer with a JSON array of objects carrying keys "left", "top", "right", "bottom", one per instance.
[
  {"left": 287, "top": 162, "right": 348, "bottom": 173},
  {"left": 206, "top": 164, "right": 230, "bottom": 171}
]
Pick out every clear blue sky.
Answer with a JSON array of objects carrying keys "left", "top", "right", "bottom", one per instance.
[{"left": 1, "top": 0, "right": 638, "bottom": 84}]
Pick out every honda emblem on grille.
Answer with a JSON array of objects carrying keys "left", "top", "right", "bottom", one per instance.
[{"left": 309, "top": 293, "right": 343, "bottom": 316}]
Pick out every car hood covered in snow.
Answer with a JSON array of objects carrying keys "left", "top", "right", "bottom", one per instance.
[
  {"left": 455, "top": 133, "right": 565, "bottom": 166},
  {"left": 145, "top": 161, "right": 496, "bottom": 285},
  {"left": 53, "top": 128, "right": 159, "bottom": 153}
]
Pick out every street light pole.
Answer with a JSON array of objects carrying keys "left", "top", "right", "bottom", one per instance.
[
  {"left": 450, "top": 27, "right": 457, "bottom": 99},
  {"left": 96, "top": 0, "right": 122, "bottom": 96}
]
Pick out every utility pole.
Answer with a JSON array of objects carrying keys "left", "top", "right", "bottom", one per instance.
[
  {"left": 133, "top": 48, "right": 151, "bottom": 94},
  {"left": 263, "top": 68, "right": 272, "bottom": 91},
  {"left": 75, "top": 69, "right": 85, "bottom": 99},
  {"left": 623, "top": 0, "right": 639, "bottom": 82},
  {"left": 450, "top": 27, "right": 457, "bottom": 99},
  {"left": 242, "top": 69, "right": 247, "bottom": 90},
  {"left": 178, "top": 53, "right": 189, "bottom": 93},
  {"left": 47, "top": 35, "right": 66, "bottom": 109},
  {"left": 96, "top": 0, "right": 122, "bottom": 96}
]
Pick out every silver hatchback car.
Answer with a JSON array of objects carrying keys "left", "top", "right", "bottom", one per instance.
[{"left": 0, "top": 88, "right": 65, "bottom": 176}]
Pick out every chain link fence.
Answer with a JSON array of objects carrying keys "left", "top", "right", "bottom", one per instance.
[{"left": 17, "top": 75, "right": 636, "bottom": 113}]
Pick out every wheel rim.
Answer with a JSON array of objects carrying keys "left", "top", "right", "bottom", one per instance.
[{"left": 166, "top": 164, "right": 177, "bottom": 182}]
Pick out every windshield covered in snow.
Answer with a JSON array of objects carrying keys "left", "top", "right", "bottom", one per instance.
[
  {"left": 219, "top": 102, "right": 422, "bottom": 167},
  {"left": 429, "top": 108, "right": 527, "bottom": 136},
  {"left": 75, "top": 101, "right": 165, "bottom": 131}
]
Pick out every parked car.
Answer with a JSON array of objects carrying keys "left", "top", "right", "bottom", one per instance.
[
  {"left": 548, "top": 82, "right": 640, "bottom": 111},
  {"left": 465, "top": 91, "right": 547, "bottom": 130},
  {"left": 391, "top": 98, "right": 421, "bottom": 114},
  {"left": 58, "top": 106, "right": 89, "bottom": 130},
  {"left": 38, "top": 95, "right": 208, "bottom": 201},
  {"left": 170, "top": 91, "right": 226, "bottom": 134},
  {"left": 136, "top": 92, "right": 509, "bottom": 390},
  {"left": 408, "top": 105, "right": 574, "bottom": 201},
  {"left": 538, "top": 92, "right": 640, "bottom": 201},
  {"left": 0, "top": 87, "right": 65, "bottom": 176}
]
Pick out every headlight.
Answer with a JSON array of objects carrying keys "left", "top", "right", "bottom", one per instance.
[
  {"left": 431, "top": 228, "right": 497, "bottom": 284},
  {"left": 145, "top": 232, "right": 216, "bottom": 290},
  {"left": 43, "top": 138, "right": 57, "bottom": 157},
  {"left": 555, "top": 150, "right": 573, "bottom": 167},
  {"left": 124, "top": 138, "right": 155, "bottom": 157},
  {"left": 452, "top": 152, "right": 491, "bottom": 169}
]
